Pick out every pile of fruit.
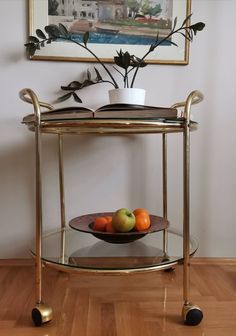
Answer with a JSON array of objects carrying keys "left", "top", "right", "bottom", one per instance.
[{"left": 93, "top": 208, "right": 151, "bottom": 233}]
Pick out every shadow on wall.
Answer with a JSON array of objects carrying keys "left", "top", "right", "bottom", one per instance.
[
  {"left": 0, "top": 115, "right": 163, "bottom": 257},
  {"left": 0, "top": 129, "right": 35, "bottom": 257},
  {"left": 61, "top": 133, "right": 156, "bottom": 215}
]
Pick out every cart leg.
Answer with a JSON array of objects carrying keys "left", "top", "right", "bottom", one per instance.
[
  {"left": 162, "top": 134, "right": 174, "bottom": 271},
  {"left": 162, "top": 133, "right": 168, "bottom": 258},
  {"left": 32, "top": 112, "right": 53, "bottom": 327},
  {"left": 182, "top": 119, "right": 202, "bottom": 326},
  {"left": 58, "top": 134, "right": 66, "bottom": 264}
]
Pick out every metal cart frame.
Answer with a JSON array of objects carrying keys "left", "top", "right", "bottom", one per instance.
[{"left": 20, "top": 88, "right": 204, "bottom": 326}]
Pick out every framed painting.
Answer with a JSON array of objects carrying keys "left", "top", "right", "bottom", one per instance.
[{"left": 28, "top": 0, "right": 191, "bottom": 64}]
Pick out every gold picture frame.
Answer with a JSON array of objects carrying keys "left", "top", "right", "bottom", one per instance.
[{"left": 28, "top": 0, "right": 191, "bottom": 64}]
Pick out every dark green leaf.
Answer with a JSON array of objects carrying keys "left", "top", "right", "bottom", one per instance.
[
  {"left": 114, "top": 56, "right": 121, "bottom": 67},
  {"left": 116, "top": 49, "right": 122, "bottom": 57},
  {"left": 36, "top": 29, "right": 46, "bottom": 39},
  {"left": 26, "top": 44, "right": 37, "bottom": 56},
  {"left": 139, "top": 62, "right": 147, "bottom": 68},
  {"left": 94, "top": 67, "right": 102, "bottom": 81},
  {"left": 83, "top": 32, "right": 89, "bottom": 46},
  {"left": 169, "top": 40, "right": 178, "bottom": 47},
  {"left": 60, "top": 87, "right": 73, "bottom": 91},
  {"left": 29, "top": 48, "right": 37, "bottom": 56},
  {"left": 185, "top": 29, "right": 193, "bottom": 41},
  {"left": 57, "top": 92, "right": 73, "bottom": 102},
  {"left": 149, "top": 44, "right": 156, "bottom": 52},
  {"left": 114, "top": 50, "right": 131, "bottom": 69},
  {"left": 87, "top": 69, "right": 91, "bottom": 81},
  {"left": 24, "top": 42, "right": 34, "bottom": 47},
  {"left": 45, "top": 24, "right": 61, "bottom": 38},
  {"left": 124, "top": 52, "right": 131, "bottom": 68},
  {"left": 173, "top": 16, "right": 177, "bottom": 30},
  {"left": 61, "top": 81, "right": 82, "bottom": 90},
  {"left": 130, "top": 55, "right": 147, "bottom": 68},
  {"left": 28, "top": 36, "right": 39, "bottom": 43},
  {"left": 197, "top": 22, "right": 205, "bottom": 31},
  {"left": 155, "top": 32, "right": 159, "bottom": 44},
  {"left": 180, "top": 31, "right": 191, "bottom": 41},
  {"left": 59, "top": 23, "right": 69, "bottom": 37},
  {"left": 80, "top": 79, "right": 96, "bottom": 88},
  {"left": 40, "top": 41, "right": 45, "bottom": 48},
  {"left": 68, "top": 81, "right": 82, "bottom": 89},
  {"left": 190, "top": 22, "right": 205, "bottom": 35},
  {"left": 73, "top": 92, "right": 82, "bottom": 103}
]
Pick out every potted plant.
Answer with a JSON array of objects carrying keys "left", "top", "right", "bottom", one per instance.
[{"left": 25, "top": 14, "right": 205, "bottom": 105}]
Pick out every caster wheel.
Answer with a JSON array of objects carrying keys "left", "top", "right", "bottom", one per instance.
[
  {"left": 182, "top": 303, "right": 203, "bottom": 326},
  {"left": 32, "top": 303, "right": 53, "bottom": 327}
]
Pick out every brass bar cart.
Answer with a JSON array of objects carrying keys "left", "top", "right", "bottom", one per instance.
[{"left": 20, "top": 88, "right": 204, "bottom": 327}]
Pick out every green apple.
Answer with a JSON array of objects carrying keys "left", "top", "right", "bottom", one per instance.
[{"left": 112, "top": 208, "right": 136, "bottom": 233}]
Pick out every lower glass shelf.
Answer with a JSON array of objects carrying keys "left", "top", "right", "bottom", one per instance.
[{"left": 32, "top": 227, "right": 198, "bottom": 273}]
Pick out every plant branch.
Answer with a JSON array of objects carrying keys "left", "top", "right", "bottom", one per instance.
[
  {"left": 65, "top": 36, "right": 119, "bottom": 88},
  {"left": 25, "top": 19, "right": 205, "bottom": 100},
  {"left": 130, "top": 21, "right": 204, "bottom": 87}
]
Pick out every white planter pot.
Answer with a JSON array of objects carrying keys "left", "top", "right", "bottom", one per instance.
[{"left": 108, "top": 88, "right": 146, "bottom": 105}]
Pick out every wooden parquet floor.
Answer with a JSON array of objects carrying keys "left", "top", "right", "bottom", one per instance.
[{"left": 0, "top": 260, "right": 236, "bottom": 335}]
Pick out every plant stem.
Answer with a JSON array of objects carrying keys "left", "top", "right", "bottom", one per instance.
[
  {"left": 124, "top": 68, "right": 128, "bottom": 88},
  {"left": 130, "top": 26, "right": 188, "bottom": 88},
  {"left": 112, "top": 66, "right": 125, "bottom": 79},
  {"left": 62, "top": 36, "right": 119, "bottom": 89}
]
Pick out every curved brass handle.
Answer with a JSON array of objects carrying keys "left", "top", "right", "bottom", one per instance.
[
  {"left": 19, "top": 88, "right": 54, "bottom": 112},
  {"left": 171, "top": 90, "right": 204, "bottom": 120}
]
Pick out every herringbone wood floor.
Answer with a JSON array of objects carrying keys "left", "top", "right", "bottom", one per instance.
[{"left": 0, "top": 259, "right": 236, "bottom": 335}]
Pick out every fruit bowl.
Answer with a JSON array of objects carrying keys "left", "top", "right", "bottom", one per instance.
[{"left": 69, "top": 212, "right": 169, "bottom": 244}]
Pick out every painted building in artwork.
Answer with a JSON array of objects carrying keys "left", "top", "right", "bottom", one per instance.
[
  {"left": 56, "top": 0, "right": 98, "bottom": 20},
  {"left": 55, "top": 0, "right": 128, "bottom": 20},
  {"left": 79, "top": 1, "right": 98, "bottom": 20},
  {"left": 97, "top": 0, "right": 127, "bottom": 20},
  {"left": 54, "top": 0, "right": 172, "bottom": 21},
  {"left": 56, "top": 0, "right": 79, "bottom": 16}
]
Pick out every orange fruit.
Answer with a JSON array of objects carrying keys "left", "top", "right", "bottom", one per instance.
[
  {"left": 134, "top": 214, "right": 151, "bottom": 231},
  {"left": 93, "top": 216, "right": 114, "bottom": 232},
  {"left": 106, "top": 220, "right": 116, "bottom": 233},
  {"left": 93, "top": 217, "right": 108, "bottom": 232},
  {"left": 104, "top": 216, "right": 112, "bottom": 222},
  {"left": 133, "top": 208, "right": 149, "bottom": 217},
  {"left": 133, "top": 208, "right": 151, "bottom": 231}
]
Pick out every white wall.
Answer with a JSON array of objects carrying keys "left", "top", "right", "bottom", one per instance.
[{"left": 0, "top": 0, "right": 235, "bottom": 258}]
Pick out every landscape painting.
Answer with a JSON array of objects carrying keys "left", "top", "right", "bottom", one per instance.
[
  {"left": 29, "top": 0, "right": 191, "bottom": 63},
  {"left": 48, "top": 0, "right": 173, "bottom": 46}
]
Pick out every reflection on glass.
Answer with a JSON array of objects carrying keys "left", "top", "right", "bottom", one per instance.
[{"left": 33, "top": 227, "right": 197, "bottom": 271}]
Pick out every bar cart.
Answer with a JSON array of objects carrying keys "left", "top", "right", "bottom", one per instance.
[{"left": 20, "top": 88, "right": 204, "bottom": 327}]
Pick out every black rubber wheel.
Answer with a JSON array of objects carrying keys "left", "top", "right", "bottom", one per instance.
[
  {"left": 32, "top": 308, "right": 42, "bottom": 327},
  {"left": 185, "top": 308, "right": 203, "bottom": 326}
]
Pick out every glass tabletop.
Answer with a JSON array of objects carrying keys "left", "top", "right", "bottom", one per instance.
[{"left": 33, "top": 227, "right": 198, "bottom": 273}]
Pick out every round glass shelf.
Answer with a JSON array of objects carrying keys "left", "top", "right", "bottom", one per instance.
[{"left": 32, "top": 227, "right": 198, "bottom": 273}]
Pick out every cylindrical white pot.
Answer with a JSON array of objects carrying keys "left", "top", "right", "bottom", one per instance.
[{"left": 108, "top": 88, "right": 146, "bottom": 105}]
